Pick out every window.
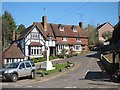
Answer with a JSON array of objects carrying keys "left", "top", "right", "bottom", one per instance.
[
  {"left": 31, "top": 33, "right": 39, "bottom": 39},
  {"left": 76, "top": 38, "right": 81, "bottom": 42},
  {"left": 34, "top": 49, "right": 36, "bottom": 54},
  {"left": 30, "top": 47, "right": 42, "bottom": 55},
  {"left": 31, "top": 49, "right": 33, "bottom": 55},
  {"left": 72, "top": 26, "right": 77, "bottom": 32},
  {"left": 62, "top": 37, "right": 68, "bottom": 41},
  {"left": 59, "top": 25, "right": 64, "bottom": 31},
  {"left": 25, "top": 62, "right": 31, "bottom": 68},
  {"left": 19, "top": 63, "right": 25, "bottom": 69},
  {"left": 75, "top": 45, "right": 82, "bottom": 51}
]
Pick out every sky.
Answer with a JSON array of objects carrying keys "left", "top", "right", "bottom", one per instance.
[{"left": 2, "top": 2, "right": 119, "bottom": 28}]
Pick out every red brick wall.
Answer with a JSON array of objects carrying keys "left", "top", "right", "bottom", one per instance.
[
  {"left": 56, "top": 37, "right": 88, "bottom": 46},
  {"left": 81, "top": 38, "right": 88, "bottom": 46},
  {"left": 98, "top": 23, "right": 114, "bottom": 37}
]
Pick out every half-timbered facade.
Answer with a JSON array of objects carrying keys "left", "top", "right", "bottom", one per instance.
[{"left": 17, "top": 16, "right": 88, "bottom": 59}]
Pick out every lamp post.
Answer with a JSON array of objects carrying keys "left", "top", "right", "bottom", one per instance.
[{"left": 40, "top": 39, "right": 55, "bottom": 70}]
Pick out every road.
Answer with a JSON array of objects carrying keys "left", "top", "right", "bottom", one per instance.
[{"left": 1, "top": 51, "right": 119, "bottom": 88}]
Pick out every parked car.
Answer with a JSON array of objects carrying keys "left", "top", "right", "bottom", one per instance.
[{"left": 0, "top": 61, "right": 36, "bottom": 82}]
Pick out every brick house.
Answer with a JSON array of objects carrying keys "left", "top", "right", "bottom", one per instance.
[
  {"left": 97, "top": 22, "right": 114, "bottom": 45},
  {"left": 17, "top": 16, "right": 88, "bottom": 60}
]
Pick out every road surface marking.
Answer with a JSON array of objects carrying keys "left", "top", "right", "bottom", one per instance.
[{"left": 64, "top": 86, "right": 77, "bottom": 88}]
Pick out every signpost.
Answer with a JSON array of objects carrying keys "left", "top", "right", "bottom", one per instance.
[{"left": 41, "top": 41, "right": 55, "bottom": 70}]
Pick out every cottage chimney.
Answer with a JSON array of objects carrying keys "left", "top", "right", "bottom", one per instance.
[
  {"left": 79, "top": 22, "right": 83, "bottom": 29},
  {"left": 42, "top": 16, "right": 47, "bottom": 31},
  {"left": 12, "top": 30, "right": 16, "bottom": 41}
]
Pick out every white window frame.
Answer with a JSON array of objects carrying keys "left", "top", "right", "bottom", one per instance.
[
  {"left": 62, "top": 37, "right": 68, "bottom": 41},
  {"left": 76, "top": 38, "right": 81, "bottom": 42},
  {"left": 30, "top": 46, "right": 42, "bottom": 55},
  {"left": 60, "top": 26, "right": 64, "bottom": 31},
  {"left": 73, "top": 27, "right": 77, "bottom": 32},
  {"left": 31, "top": 33, "right": 39, "bottom": 39},
  {"left": 75, "top": 45, "right": 82, "bottom": 51}
]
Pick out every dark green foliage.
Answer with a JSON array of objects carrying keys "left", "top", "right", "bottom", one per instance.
[
  {"left": 2, "top": 11, "right": 16, "bottom": 49},
  {"left": 16, "top": 24, "right": 26, "bottom": 38}
]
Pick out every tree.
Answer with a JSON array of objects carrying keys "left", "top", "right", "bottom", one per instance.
[
  {"left": 102, "top": 31, "right": 112, "bottom": 40},
  {"left": 16, "top": 24, "right": 26, "bottom": 39},
  {"left": 2, "top": 11, "right": 16, "bottom": 50},
  {"left": 85, "top": 24, "right": 97, "bottom": 46}
]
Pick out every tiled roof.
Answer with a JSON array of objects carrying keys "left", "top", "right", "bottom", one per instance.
[
  {"left": 34, "top": 22, "right": 56, "bottom": 40},
  {"left": 18, "top": 25, "right": 34, "bottom": 39},
  {"left": 29, "top": 42, "right": 43, "bottom": 46},
  {"left": 51, "top": 24, "right": 88, "bottom": 38},
  {"left": 18, "top": 22, "right": 88, "bottom": 40},
  {"left": 97, "top": 22, "right": 114, "bottom": 30},
  {"left": 3, "top": 43, "right": 24, "bottom": 59}
]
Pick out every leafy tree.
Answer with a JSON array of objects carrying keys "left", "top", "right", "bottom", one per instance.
[
  {"left": 102, "top": 31, "right": 112, "bottom": 40},
  {"left": 85, "top": 24, "right": 97, "bottom": 46},
  {"left": 2, "top": 11, "right": 16, "bottom": 50}
]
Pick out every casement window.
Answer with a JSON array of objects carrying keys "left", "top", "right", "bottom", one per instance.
[
  {"left": 75, "top": 45, "right": 82, "bottom": 50},
  {"left": 62, "top": 37, "right": 68, "bottom": 41},
  {"left": 31, "top": 33, "right": 39, "bottom": 39},
  {"left": 30, "top": 47, "right": 42, "bottom": 55},
  {"left": 76, "top": 38, "right": 81, "bottom": 42}
]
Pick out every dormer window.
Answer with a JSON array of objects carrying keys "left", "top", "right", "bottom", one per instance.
[
  {"left": 72, "top": 26, "right": 77, "bottom": 32},
  {"left": 62, "top": 37, "right": 68, "bottom": 41},
  {"left": 76, "top": 38, "right": 81, "bottom": 42},
  {"left": 59, "top": 25, "right": 64, "bottom": 31}
]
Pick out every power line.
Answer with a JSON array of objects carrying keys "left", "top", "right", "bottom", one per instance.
[{"left": 52, "top": 2, "right": 90, "bottom": 23}]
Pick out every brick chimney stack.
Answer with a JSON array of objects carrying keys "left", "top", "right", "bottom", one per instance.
[
  {"left": 79, "top": 22, "right": 83, "bottom": 29},
  {"left": 42, "top": 16, "right": 47, "bottom": 31},
  {"left": 12, "top": 30, "right": 16, "bottom": 41}
]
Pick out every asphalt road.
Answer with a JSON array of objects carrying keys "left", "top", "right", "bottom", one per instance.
[{"left": 1, "top": 51, "right": 119, "bottom": 88}]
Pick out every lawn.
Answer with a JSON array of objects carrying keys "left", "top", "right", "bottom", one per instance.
[{"left": 36, "top": 63, "right": 69, "bottom": 75}]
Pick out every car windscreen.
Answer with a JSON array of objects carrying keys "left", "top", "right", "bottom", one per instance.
[{"left": 6, "top": 62, "right": 20, "bottom": 69}]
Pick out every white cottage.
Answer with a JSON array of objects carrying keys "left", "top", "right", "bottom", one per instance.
[
  {"left": 17, "top": 16, "right": 56, "bottom": 60},
  {"left": 2, "top": 43, "right": 24, "bottom": 64}
]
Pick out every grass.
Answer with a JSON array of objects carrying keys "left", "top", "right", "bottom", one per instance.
[{"left": 36, "top": 63, "right": 68, "bottom": 75}]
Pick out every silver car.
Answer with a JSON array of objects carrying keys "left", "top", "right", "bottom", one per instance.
[{"left": 0, "top": 61, "right": 36, "bottom": 82}]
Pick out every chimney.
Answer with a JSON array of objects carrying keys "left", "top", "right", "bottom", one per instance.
[
  {"left": 12, "top": 30, "right": 16, "bottom": 41},
  {"left": 42, "top": 16, "right": 47, "bottom": 31},
  {"left": 79, "top": 22, "right": 83, "bottom": 29}
]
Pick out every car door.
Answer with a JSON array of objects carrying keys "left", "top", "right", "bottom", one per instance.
[
  {"left": 18, "top": 62, "right": 26, "bottom": 77},
  {"left": 25, "top": 62, "right": 32, "bottom": 76}
]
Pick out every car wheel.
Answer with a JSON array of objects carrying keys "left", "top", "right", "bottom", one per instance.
[
  {"left": 11, "top": 74, "right": 18, "bottom": 82},
  {"left": 30, "top": 71, "right": 35, "bottom": 79}
]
